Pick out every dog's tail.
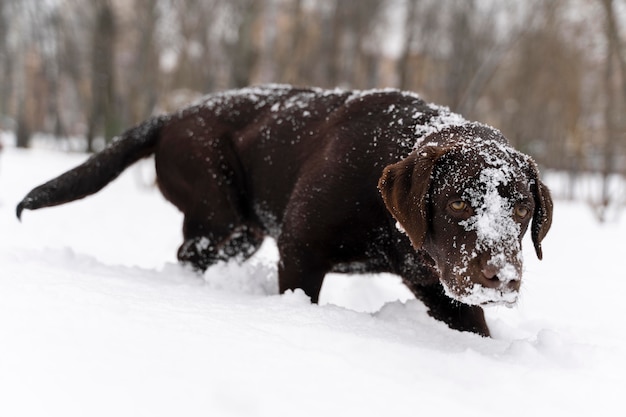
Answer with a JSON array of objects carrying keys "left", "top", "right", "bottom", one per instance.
[{"left": 16, "top": 115, "right": 167, "bottom": 220}]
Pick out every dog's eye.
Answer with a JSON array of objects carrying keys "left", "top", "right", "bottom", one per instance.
[
  {"left": 514, "top": 205, "right": 530, "bottom": 219},
  {"left": 449, "top": 200, "right": 467, "bottom": 211}
]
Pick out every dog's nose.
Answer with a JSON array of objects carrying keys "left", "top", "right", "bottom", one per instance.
[
  {"left": 481, "top": 264, "right": 499, "bottom": 280},
  {"left": 480, "top": 263, "right": 521, "bottom": 290},
  {"left": 479, "top": 264, "right": 502, "bottom": 288}
]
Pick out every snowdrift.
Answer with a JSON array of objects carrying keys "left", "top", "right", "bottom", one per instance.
[{"left": 1, "top": 145, "right": 624, "bottom": 416}]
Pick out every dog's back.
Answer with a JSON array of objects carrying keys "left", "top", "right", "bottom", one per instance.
[{"left": 154, "top": 85, "right": 455, "bottom": 237}]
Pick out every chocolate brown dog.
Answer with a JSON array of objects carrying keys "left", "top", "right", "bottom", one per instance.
[{"left": 17, "top": 85, "right": 552, "bottom": 336}]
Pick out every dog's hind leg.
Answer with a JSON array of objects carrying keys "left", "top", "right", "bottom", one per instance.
[
  {"left": 172, "top": 174, "right": 265, "bottom": 272},
  {"left": 156, "top": 130, "right": 264, "bottom": 273},
  {"left": 178, "top": 219, "right": 264, "bottom": 272}
]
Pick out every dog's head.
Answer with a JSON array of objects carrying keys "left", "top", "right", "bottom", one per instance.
[{"left": 379, "top": 124, "right": 552, "bottom": 306}]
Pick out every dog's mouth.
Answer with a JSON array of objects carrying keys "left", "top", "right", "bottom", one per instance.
[
  {"left": 441, "top": 266, "right": 521, "bottom": 307},
  {"left": 461, "top": 282, "right": 519, "bottom": 307}
]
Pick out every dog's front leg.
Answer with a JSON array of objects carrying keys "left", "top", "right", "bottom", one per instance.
[
  {"left": 411, "top": 283, "right": 491, "bottom": 337},
  {"left": 276, "top": 242, "right": 329, "bottom": 303}
]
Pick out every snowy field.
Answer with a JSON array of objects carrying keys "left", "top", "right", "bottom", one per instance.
[{"left": 1, "top": 141, "right": 625, "bottom": 416}]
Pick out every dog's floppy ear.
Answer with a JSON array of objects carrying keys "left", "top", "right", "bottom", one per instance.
[
  {"left": 378, "top": 146, "right": 448, "bottom": 249},
  {"left": 527, "top": 159, "right": 553, "bottom": 260}
]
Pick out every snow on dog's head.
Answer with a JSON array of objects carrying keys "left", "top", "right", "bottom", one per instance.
[{"left": 379, "top": 123, "right": 553, "bottom": 307}]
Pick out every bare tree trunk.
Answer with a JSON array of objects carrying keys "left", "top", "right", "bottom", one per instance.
[
  {"left": 86, "top": 0, "right": 117, "bottom": 152},
  {"left": 12, "top": 3, "right": 32, "bottom": 148},
  {"left": 351, "top": 0, "right": 382, "bottom": 89},
  {"left": 592, "top": 0, "right": 626, "bottom": 222},
  {"left": 277, "top": 0, "right": 302, "bottom": 84},
  {"left": 230, "top": 0, "right": 262, "bottom": 88},
  {"left": 397, "top": 0, "right": 419, "bottom": 90},
  {"left": 446, "top": 0, "right": 480, "bottom": 111},
  {"left": 602, "top": 0, "right": 626, "bottom": 109},
  {"left": 0, "top": 0, "right": 11, "bottom": 118},
  {"left": 597, "top": 37, "right": 616, "bottom": 222},
  {"left": 15, "top": 100, "right": 30, "bottom": 148},
  {"left": 127, "top": 0, "right": 159, "bottom": 125}
]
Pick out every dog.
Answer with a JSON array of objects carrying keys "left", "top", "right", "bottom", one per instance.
[{"left": 17, "top": 85, "right": 553, "bottom": 336}]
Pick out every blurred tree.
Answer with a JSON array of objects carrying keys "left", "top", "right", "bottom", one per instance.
[
  {"left": 86, "top": 0, "right": 118, "bottom": 151},
  {"left": 0, "top": 0, "right": 11, "bottom": 119},
  {"left": 124, "top": 0, "right": 160, "bottom": 126},
  {"left": 275, "top": 0, "right": 311, "bottom": 86},
  {"left": 491, "top": 2, "right": 586, "bottom": 166},
  {"left": 228, "top": 0, "right": 262, "bottom": 88},
  {"left": 339, "top": 0, "right": 384, "bottom": 88},
  {"left": 397, "top": 0, "right": 432, "bottom": 91},
  {"left": 165, "top": 0, "right": 218, "bottom": 92},
  {"left": 594, "top": 0, "right": 626, "bottom": 221}
]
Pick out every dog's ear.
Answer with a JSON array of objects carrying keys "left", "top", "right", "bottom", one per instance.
[
  {"left": 527, "top": 159, "right": 553, "bottom": 260},
  {"left": 378, "top": 146, "right": 448, "bottom": 249}
]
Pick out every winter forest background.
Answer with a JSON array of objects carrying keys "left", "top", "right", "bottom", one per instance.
[{"left": 1, "top": 0, "right": 625, "bottom": 219}]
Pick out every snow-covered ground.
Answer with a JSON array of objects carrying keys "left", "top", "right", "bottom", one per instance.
[{"left": 1, "top": 143, "right": 624, "bottom": 416}]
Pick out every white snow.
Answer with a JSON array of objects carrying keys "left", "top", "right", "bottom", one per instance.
[
  {"left": 412, "top": 104, "right": 468, "bottom": 147},
  {"left": 461, "top": 166, "right": 521, "bottom": 250},
  {"left": 1, "top": 143, "right": 625, "bottom": 417}
]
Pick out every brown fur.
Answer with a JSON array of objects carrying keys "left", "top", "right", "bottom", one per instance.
[{"left": 17, "top": 85, "right": 553, "bottom": 336}]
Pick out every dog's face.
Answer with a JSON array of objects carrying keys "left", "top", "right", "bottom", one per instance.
[{"left": 379, "top": 125, "right": 553, "bottom": 306}]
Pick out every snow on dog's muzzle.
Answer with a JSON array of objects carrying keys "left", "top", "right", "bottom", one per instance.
[{"left": 445, "top": 167, "right": 524, "bottom": 306}]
